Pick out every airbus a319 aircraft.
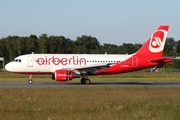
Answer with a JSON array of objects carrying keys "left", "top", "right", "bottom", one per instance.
[{"left": 5, "top": 26, "right": 172, "bottom": 84}]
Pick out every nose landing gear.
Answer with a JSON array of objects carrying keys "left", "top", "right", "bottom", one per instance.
[{"left": 28, "top": 74, "right": 33, "bottom": 84}]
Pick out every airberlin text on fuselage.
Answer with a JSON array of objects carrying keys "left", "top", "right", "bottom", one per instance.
[{"left": 36, "top": 56, "right": 86, "bottom": 65}]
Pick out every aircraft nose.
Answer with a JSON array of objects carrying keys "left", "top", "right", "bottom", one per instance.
[{"left": 5, "top": 63, "right": 13, "bottom": 72}]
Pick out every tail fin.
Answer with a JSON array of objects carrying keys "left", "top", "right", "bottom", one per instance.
[{"left": 135, "top": 26, "right": 169, "bottom": 57}]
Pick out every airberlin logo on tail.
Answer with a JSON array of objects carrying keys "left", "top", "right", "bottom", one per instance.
[{"left": 149, "top": 30, "right": 167, "bottom": 53}]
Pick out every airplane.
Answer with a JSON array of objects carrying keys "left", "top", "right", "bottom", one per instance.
[{"left": 5, "top": 26, "right": 172, "bottom": 84}]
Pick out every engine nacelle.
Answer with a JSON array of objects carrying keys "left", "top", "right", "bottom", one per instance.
[{"left": 52, "top": 70, "right": 74, "bottom": 81}]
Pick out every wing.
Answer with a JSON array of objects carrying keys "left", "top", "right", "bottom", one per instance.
[{"left": 62, "top": 63, "right": 114, "bottom": 74}]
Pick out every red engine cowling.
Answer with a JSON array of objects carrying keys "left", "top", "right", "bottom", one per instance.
[{"left": 53, "top": 70, "right": 74, "bottom": 81}]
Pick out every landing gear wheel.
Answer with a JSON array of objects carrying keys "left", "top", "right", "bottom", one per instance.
[
  {"left": 28, "top": 79, "right": 33, "bottom": 84},
  {"left": 85, "top": 79, "right": 91, "bottom": 85},
  {"left": 81, "top": 78, "right": 87, "bottom": 84},
  {"left": 81, "top": 79, "right": 85, "bottom": 84},
  {"left": 81, "top": 78, "right": 91, "bottom": 84}
]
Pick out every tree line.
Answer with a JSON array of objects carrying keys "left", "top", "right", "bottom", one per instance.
[{"left": 0, "top": 34, "right": 180, "bottom": 68}]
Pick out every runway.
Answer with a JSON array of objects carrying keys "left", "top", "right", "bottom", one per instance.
[{"left": 0, "top": 81, "right": 180, "bottom": 88}]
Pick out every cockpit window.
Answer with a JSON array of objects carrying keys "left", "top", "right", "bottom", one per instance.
[{"left": 12, "top": 59, "right": 22, "bottom": 62}]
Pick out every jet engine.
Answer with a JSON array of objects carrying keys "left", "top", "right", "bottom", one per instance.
[
  {"left": 52, "top": 70, "right": 74, "bottom": 81},
  {"left": 52, "top": 70, "right": 80, "bottom": 81}
]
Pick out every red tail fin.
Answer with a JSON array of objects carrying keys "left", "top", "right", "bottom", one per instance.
[{"left": 135, "top": 26, "right": 169, "bottom": 57}]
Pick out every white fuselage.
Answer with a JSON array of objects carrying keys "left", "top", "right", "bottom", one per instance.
[{"left": 5, "top": 54, "right": 133, "bottom": 73}]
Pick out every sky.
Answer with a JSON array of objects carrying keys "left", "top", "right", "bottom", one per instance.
[{"left": 0, "top": 0, "right": 180, "bottom": 45}]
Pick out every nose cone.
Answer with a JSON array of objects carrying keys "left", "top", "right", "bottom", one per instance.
[{"left": 5, "top": 63, "right": 13, "bottom": 72}]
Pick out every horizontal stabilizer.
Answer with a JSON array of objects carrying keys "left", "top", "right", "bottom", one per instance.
[{"left": 148, "top": 57, "right": 172, "bottom": 62}]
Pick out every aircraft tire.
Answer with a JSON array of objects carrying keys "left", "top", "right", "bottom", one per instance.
[
  {"left": 81, "top": 78, "right": 91, "bottom": 84},
  {"left": 28, "top": 79, "right": 33, "bottom": 84},
  {"left": 81, "top": 78, "right": 86, "bottom": 84},
  {"left": 85, "top": 79, "right": 91, "bottom": 85}
]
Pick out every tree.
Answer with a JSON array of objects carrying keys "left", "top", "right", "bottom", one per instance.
[
  {"left": 55, "top": 36, "right": 69, "bottom": 53},
  {"left": 164, "top": 38, "right": 176, "bottom": 56},
  {"left": 0, "top": 35, "right": 179, "bottom": 68},
  {"left": 172, "top": 59, "right": 180, "bottom": 69},
  {"left": 175, "top": 40, "right": 180, "bottom": 56},
  {"left": 74, "top": 35, "right": 100, "bottom": 54},
  {"left": 38, "top": 34, "right": 48, "bottom": 53},
  {"left": 120, "top": 43, "right": 137, "bottom": 54},
  {"left": 100, "top": 44, "right": 118, "bottom": 54}
]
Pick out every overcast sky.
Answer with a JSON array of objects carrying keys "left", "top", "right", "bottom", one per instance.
[{"left": 0, "top": 0, "right": 180, "bottom": 45}]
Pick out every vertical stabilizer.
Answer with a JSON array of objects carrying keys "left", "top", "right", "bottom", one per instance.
[{"left": 135, "top": 26, "right": 169, "bottom": 57}]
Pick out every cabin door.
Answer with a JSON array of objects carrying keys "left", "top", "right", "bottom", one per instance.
[
  {"left": 132, "top": 56, "right": 138, "bottom": 67},
  {"left": 28, "top": 56, "right": 34, "bottom": 67}
]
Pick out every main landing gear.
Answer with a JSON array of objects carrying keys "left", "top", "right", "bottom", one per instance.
[
  {"left": 81, "top": 73, "right": 91, "bottom": 84},
  {"left": 81, "top": 78, "right": 91, "bottom": 84},
  {"left": 28, "top": 74, "right": 33, "bottom": 84}
]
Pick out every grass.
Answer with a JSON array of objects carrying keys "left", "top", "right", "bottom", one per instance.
[
  {"left": 1, "top": 72, "right": 180, "bottom": 119},
  {"left": 0, "top": 87, "right": 180, "bottom": 120}
]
